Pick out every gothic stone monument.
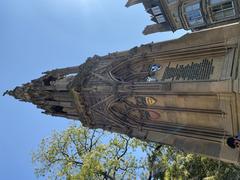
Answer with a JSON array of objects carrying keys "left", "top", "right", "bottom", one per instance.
[{"left": 7, "top": 23, "right": 240, "bottom": 163}]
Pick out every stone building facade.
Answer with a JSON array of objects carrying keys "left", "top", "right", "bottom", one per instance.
[
  {"left": 7, "top": 23, "right": 240, "bottom": 163},
  {"left": 126, "top": 0, "right": 240, "bottom": 35}
]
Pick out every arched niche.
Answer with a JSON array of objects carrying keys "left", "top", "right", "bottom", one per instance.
[{"left": 110, "top": 58, "right": 163, "bottom": 83}]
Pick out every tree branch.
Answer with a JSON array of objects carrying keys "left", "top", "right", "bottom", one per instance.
[{"left": 148, "top": 145, "right": 162, "bottom": 180}]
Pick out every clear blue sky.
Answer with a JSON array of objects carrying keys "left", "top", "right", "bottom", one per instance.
[{"left": 0, "top": 0, "right": 186, "bottom": 179}]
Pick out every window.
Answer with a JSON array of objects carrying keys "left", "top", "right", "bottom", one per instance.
[
  {"left": 167, "top": 0, "right": 177, "bottom": 4},
  {"left": 209, "top": 0, "right": 235, "bottom": 21},
  {"left": 43, "top": 76, "right": 57, "bottom": 86},
  {"left": 51, "top": 106, "right": 64, "bottom": 114},
  {"left": 184, "top": 2, "right": 205, "bottom": 27},
  {"left": 150, "top": 6, "right": 166, "bottom": 24},
  {"left": 156, "top": 15, "right": 166, "bottom": 23},
  {"left": 151, "top": 6, "right": 162, "bottom": 15}
]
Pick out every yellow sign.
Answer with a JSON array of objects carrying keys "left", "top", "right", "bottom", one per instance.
[{"left": 145, "top": 97, "right": 156, "bottom": 106}]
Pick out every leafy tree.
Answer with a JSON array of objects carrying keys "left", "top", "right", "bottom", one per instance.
[
  {"left": 33, "top": 125, "right": 240, "bottom": 180},
  {"left": 32, "top": 125, "right": 145, "bottom": 179},
  {"left": 143, "top": 145, "right": 240, "bottom": 180}
]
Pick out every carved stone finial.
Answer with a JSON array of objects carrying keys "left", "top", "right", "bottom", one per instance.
[
  {"left": 6, "top": 84, "right": 32, "bottom": 102},
  {"left": 3, "top": 90, "right": 9, "bottom": 96}
]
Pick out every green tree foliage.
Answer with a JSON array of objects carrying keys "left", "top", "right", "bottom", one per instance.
[
  {"left": 33, "top": 125, "right": 240, "bottom": 180},
  {"left": 159, "top": 146, "right": 240, "bottom": 180},
  {"left": 140, "top": 144, "right": 240, "bottom": 180},
  {"left": 32, "top": 125, "right": 145, "bottom": 179}
]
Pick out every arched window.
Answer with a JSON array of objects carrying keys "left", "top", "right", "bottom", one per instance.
[
  {"left": 110, "top": 59, "right": 163, "bottom": 83},
  {"left": 51, "top": 105, "right": 64, "bottom": 114},
  {"left": 43, "top": 76, "right": 57, "bottom": 86}
]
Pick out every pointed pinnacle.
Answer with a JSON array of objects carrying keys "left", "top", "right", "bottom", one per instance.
[
  {"left": 3, "top": 90, "right": 10, "bottom": 96},
  {"left": 4, "top": 85, "right": 32, "bottom": 102}
]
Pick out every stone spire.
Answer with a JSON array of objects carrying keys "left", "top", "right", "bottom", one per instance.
[
  {"left": 4, "top": 66, "right": 83, "bottom": 121},
  {"left": 5, "top": 83, "right": 32, "bottom": 102}
]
